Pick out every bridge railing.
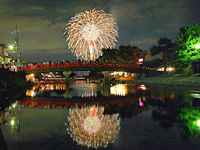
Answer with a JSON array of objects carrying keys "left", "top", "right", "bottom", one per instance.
[{"left": 19, "top": 62, "right": 145, "bottom": 71}]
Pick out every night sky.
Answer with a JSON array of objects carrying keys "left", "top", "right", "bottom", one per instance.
[{"left": 0, "top": 0, "right": 200, "bottom": 62}]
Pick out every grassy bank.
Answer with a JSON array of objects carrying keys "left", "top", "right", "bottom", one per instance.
[
  {"left": 134, "top": 74, "right": 200, "bottom": 86},
  {"left": 0, "top": 129, "right": 8, "bottom": 150}
]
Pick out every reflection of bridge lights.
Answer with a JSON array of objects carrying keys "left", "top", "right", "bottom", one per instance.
[
  {"left": 110, "top": 84, "right": 128, "bottom": 96},
  {"left": 31, "top": 90, "right": 35, "bottom": 97},
  {"left": 136, "top": 85, "right": 147, "bottom": 90},
  {"left": 139, "top": 98, "right": 144, "bottom": 107},
  {"left": 79, "top": 90, "right": 97, "bottom": 98},
  {"left": 66, "top": 105, "right": 120, "bottom": 149}
]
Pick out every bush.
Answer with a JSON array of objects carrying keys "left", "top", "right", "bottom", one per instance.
[{"left": 182, "top": 68, "right": 194, "bottom": 76}]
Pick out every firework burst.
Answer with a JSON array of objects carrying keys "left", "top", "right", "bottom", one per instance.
[
  {"left": 66, "top": 105, "right": 121, "bottom": 149},
  {"left": 64, "top": 9, "right": 118, "bottom": 61}
]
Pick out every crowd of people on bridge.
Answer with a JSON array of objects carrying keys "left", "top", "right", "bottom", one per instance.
[
  {"left": 0, "top": 62, "right": 18, "bottom": 72},
  {"left": 1, "top": 59, "right": 148, "bottom": 72},
  {"left": 20, "top": 60, "right": 143, "bottom": 71}
]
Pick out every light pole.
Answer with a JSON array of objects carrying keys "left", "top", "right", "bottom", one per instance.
[
  {"left": 197, "top": 119, "right": 200, "bottom": 127},
  {"left": 11, "top": 25, "right": 20, "bottom": 65}
]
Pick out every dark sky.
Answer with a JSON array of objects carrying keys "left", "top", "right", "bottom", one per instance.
[{"left": 0, "top": 0, "right": 200, "bottom": 62}]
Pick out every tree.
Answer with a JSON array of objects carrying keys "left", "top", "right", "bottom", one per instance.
[
  {"left": 176, "top": 24, "right": 200, "bottom": 73},
  {"left": 100, "top": 48, "right": 119, "bottom": 63},
  {"left": 118, "top": 45, "right": 144, "bottom": 64},
  {"left": 100, "top": 45, "right": 148, "bottom": 65},
  {"left": 89, "top": 71, "right": 104, "bottom": 79},
  {"left": 143, "top": 58, "right": 163, "bottom": 68},
  {"left": 150, "top": 36, "right": 175, "bottom": 73}
]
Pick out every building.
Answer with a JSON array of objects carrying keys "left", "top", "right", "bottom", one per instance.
[{"left": 0, "top": 44, "right": 13, "bottom": 65}]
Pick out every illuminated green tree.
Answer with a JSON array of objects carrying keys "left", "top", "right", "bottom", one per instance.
[
  {"left": 179, "top": 108, "right": 200, "bottom": 142},
  {"left": 176, "top": 24, "right": 200, "bottom": 72}
]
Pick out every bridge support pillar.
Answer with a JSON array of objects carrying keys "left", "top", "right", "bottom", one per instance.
[
  {"left": 102, "top": 71, "right": 111, "bottom": 85},
  {"left": 63, "top": 71, "right": 72, "bottom": 87},
  {"left": 102, "top": 84, "right": 111, "bottom": 97}
]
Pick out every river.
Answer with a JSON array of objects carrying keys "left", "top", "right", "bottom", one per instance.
[{"left": 0, "top": 81, "right": 200, "bottom": 150}]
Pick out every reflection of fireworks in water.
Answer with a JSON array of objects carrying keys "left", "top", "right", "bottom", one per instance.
[
  {"left": 66, "top": 105, "right": 120, "bottom": 149},
  {"left": 64, "top": 9, "right": 118, "bottom": 61}
]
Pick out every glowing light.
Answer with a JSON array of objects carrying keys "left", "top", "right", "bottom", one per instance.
[
  {"left": 30, "top": 73, "right": 34, "bottom": 77},
  {"left": 156, "top": 67, "right": 175, "bottom": 72},
  {"left": 64, "top": 9, "right": 118, "bottom": 61},
  {"left": 138, "top": 58, "right": 144, "bottom": 64},
  {"left": 66, "top": 105, "right": 120, "bottom": 149},
  {"left": 26, "top": 73, "right": 35, "bottom": 82},
  {"left": 9, "top": 45, "right": 14, "bottom": 50},
  {"left": 11, "top": 120, "right": 15, "bottom": 126},
  {"left": 31, "top": 90, "right": 35, "bottom": 97},
  {"left": 195, "top": 44, "right": 200, "bottom": 49},
  {"left": 136, "top": 85, "right": 147, "bottom": 90},
  {"left": 197, "top": 119, "right": 200, "bottom": 127},
  {"left": 139, "top": 98, "right": 144, "bottom": 107},
  {"left": 110, "top": 84, "right": 128, "bottom": 96}
]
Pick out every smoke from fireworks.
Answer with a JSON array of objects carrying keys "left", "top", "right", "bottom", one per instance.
[{"left": 64, "top": 9, "right": 118, "bottom": 61}]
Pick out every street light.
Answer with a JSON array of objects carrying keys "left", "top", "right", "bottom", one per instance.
[
  {"left": 195, "top": 44, "right": 200, "bottom": 49},
  {"left": 197, "top": 119, "right": 200, "bottom": 127},
  {"left": 8, "top": 45, "right": 14, "bottom": 50}
]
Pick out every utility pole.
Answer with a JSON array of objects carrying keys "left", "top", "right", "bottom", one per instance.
[{"left": 11, "top": 24, "right": 20, "bottom": 65}]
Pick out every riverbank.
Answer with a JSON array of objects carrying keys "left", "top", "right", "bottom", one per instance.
[
  {"left": 0, "top": 68, "right": 33, "bottom": 91},
  {"left": 0, "top": 129, "right": 8, "bottom": 150},
  {"left": 133, "top": 74, "right": 200, "bottom": 86}
]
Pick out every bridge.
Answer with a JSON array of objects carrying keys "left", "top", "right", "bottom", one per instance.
[
  {"left": 19, "top": 62, "right": 149, "bottom": 73},
  {"left": 19, "top": 62, "right": 150, "bottom": 84}
]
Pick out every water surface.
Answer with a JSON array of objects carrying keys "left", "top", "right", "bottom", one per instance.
[{"left": 1, "top": 82, "right": 200, "bottom": 150}]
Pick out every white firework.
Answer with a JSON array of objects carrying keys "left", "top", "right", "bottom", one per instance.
[{"left": 64, "top": 9, "right": 118, "bottom": 61}]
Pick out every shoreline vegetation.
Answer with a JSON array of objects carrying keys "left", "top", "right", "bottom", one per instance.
[
  {"left": 0, "top": 68, "right": 32, "bottom": 92},
  {"left": 133, "top": 73, "right": 200, "bottom": 87}
]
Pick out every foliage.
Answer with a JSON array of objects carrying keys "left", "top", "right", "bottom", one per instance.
[
  {"left": 89, "top": 71, "right": 104, "bottom": 79},
  {"left": 182, "top": 66, "right": 194, "bottom": 76},
  {"left": 118, "top": 45, "right": 142, "bottom": 64},
  {"left": 100, "top": 48, "right": 119, "bottom": 63},
  {"left": 179, "top": 108, "right": 200, "bottom": 142},
  {"left": 100, "top": 45, "right": 148, "bottom": 65},
  {"left": 150, "top": 36, "right": 176, "bottom": 71},
  {"left": 176, "top": 24, "right": 200, "bottom": 69},
  {"left": 143, "top": 58, "right": 163, "bottom": 68},
  {"left": 0, "top": 68, "right": 29, "bottom": 88}
]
